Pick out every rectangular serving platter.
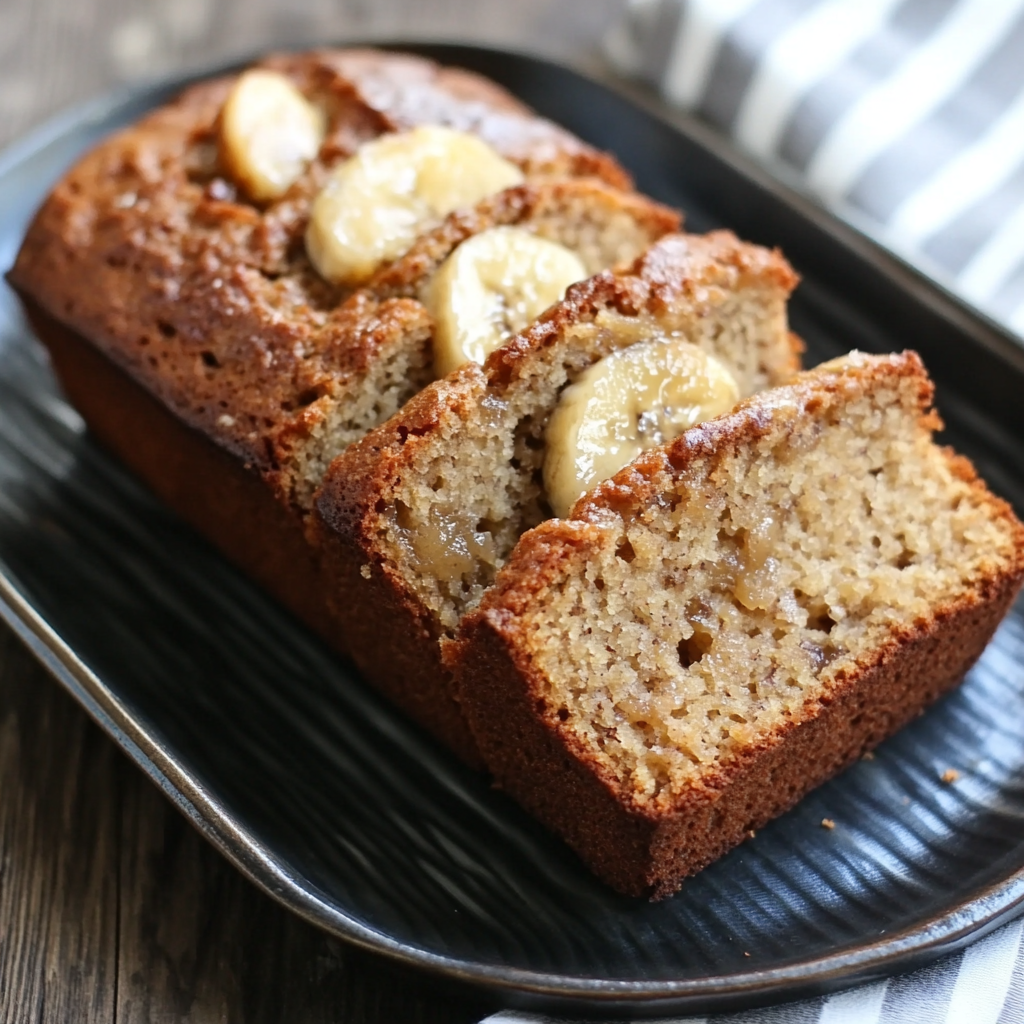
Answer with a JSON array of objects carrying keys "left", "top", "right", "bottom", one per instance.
[{"left": 3, "top": 43, "right": 1024, "bottom": 1018}]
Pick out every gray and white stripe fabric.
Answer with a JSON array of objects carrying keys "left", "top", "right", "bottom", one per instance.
[
  {"left": 478, "top": 915, "right": 1024, "bottom": 1023},
  {"left": 605, "top": 0, "right": 1024, "bottom": 338}
]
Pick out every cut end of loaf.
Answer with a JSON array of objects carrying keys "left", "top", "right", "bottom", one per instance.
[{"left": 451, "top": 351, "right": 1024, "bottom": 892}]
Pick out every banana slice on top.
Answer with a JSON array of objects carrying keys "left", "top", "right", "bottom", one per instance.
[
  {"left": 220, "top": 70, "right": 325, "bottom": 202},
  {"left": 428, "top": 227, "right": 587, "bottom": 379},
  {"left": 306, "top": 126, "right": 525, "bottom": 286},
  {"left": 544, "top": 340, "right": 740, "bottom": 517}
]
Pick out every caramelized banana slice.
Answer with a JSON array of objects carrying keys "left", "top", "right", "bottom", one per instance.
[
  {"left": 306, "top": 126, "right": 525, "bottom": 286},
  {"left": 544, "top": 340, "right": 740, "bottom": 517},
  {"left": 428, "top": 227, "right": 587, "bottom": 378},
  {"left": 220, "top": 70, "right": 325, "bottom": 201}
]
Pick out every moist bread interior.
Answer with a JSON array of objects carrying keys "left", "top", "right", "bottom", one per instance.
[
  {"left": 492, "top": 356, "right": 1020, "bottom": 804},
  {"left": 379, "top": 289, "right": 794, "bottom": 631}
]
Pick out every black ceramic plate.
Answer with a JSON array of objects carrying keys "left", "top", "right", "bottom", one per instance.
[{"left": 4, "top": 44, "right": 1024, "bottom": 1019}]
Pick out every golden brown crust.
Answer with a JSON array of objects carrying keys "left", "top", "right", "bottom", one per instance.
[
  {"left": 269, "top": 49, "right": 634, "bottom": 187},
  {"left": 26, "top": 299, "right": 344, "bottom": 651}
]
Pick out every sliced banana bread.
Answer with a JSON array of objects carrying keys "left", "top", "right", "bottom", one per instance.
[
  {"left": 312, "top": 231, "right": 801, "bottom": 758},
  {"left": 446, "top": 352, "right": 1024, "bottom": 896},
  {"left": 278, "top": 179, "right": 679, "bottom": 511}
]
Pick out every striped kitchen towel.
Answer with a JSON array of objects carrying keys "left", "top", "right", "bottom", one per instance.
[
  {"left": 604, "top": 0, "right": 1024, "bottom": 341},
  {"left": 478, "top": 915, "right": 1024, "bottom": 1023}
]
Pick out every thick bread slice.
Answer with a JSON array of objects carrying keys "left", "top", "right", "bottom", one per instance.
[
  {"left": 312, "top": 231, "right": 800, "bottom": 761},
  {"left": 446, "top": 352, "right": 1024, "bottom": 897},
  {"left": 8, "top": 49, "right": 644, "bottom": 515}
]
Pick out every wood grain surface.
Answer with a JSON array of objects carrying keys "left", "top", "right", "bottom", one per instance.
[{"left": 0, "top": 2, "right": 623, "bottom": 1020}]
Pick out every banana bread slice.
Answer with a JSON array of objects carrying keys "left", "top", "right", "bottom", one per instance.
[
  {"left": 312, "top": 231, "right": 800, "bottom": 759},
  {"left": 446, "top": 352, "right": 1024, "bottom": 897}
]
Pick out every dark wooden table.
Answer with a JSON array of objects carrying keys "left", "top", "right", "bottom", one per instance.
[{"left": 0, "top": 3, "right": 623, "bottom": 1020}]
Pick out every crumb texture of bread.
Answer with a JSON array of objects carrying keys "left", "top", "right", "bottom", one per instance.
[
  {"left": 487, "top": 353, "right": 1021, "bottom": 801},
  {"left": 322, "top": 230, "right": 801, "bottom": 637},
  {"left": 449, "top": 352, "right": 1024, "bottom": 894}
]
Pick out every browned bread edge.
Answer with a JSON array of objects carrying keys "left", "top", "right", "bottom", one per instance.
[
  {"left": 449, "top": 559, "right": 1022, "bottom": 897},
  {"left": 22, "top": 298, "right": 343, "bottom": 651}
]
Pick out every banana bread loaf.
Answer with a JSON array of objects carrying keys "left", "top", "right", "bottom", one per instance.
[
  {"left": 9, "top": 49, "right": 1023, "bottom": 900},
  {"left": 445, "top": 352, "right": 1024, "bottom": 897}
]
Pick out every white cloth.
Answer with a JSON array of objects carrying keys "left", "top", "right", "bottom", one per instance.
[
  {"left": 605, "top": 0, "right": 1024, "bottom": 339},
  {"left": 479, "top": 3, "right": 1024, "bottom": 1019}
]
